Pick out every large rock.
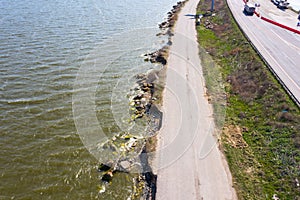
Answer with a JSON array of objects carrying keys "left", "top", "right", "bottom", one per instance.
[{"left": 119, "top": 160, "right": 131, "bottom": 170}]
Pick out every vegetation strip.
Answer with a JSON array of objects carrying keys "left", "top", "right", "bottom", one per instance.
[{"left": 196, "top": 0, "right": 300, "bottom": 199}]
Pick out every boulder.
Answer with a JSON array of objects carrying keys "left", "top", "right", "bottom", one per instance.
[
  {"left": 98, "top": 163, "right": 111, "bottom": 172},
  {"left": 101, "top": 171, "right": 113, "bottom": 183},
  {"left": 120, "top": 160, "right": 131, "bottom": 170}
]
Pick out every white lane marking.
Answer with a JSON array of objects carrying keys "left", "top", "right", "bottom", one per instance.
[
  {"left": 250, "top": 27, "right": 300, "bottom": 91},
  {"left": 270, "top": 29, "right": 300, "bottom": 51},
  {"left": 227, "top": 0, "right": 300, "bottom": 96}
]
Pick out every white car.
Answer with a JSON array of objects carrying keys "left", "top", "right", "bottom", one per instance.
[{"left": 244, "top": 4, "right": 256, "bottom": 15}]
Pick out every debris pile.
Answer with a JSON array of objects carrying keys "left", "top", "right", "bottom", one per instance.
[{"left": 204, "top": 20, "right": 214, "bottom": 29}]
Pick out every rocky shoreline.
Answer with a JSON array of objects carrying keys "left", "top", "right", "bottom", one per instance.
[
  {"left": 136, "top": 2, "right": 188, "bottom": 199},
  {"left": 143, "top": 1, "right": 187, "bottom": 66},
  {"left": 97, "top": 1, "right": 187, "bottom": 199}
]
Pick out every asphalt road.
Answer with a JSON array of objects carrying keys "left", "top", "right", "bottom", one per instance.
[
  {"left": 227, "top": 0, "right": 300, "bottom": 105},
  {"left": 154, "top": 0, "right": 237, "bottom": 199}
]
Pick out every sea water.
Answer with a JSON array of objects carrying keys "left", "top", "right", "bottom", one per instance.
[{"left": 0, "top": 0, "right": 178, "bottom": 199}]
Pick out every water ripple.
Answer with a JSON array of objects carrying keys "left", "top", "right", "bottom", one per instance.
[{"left": 0, "top": 0, "right": 179, "bottom": 199}]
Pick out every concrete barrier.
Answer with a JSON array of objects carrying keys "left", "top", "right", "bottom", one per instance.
[{"left": 260, "top": 16, "right": 300, "bottom": 34}]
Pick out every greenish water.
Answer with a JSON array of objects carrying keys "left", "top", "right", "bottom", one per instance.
[{"left": 0, "top": 0, "right": 178, "bottom": 199}]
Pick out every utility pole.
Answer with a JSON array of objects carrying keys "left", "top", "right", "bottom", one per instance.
[{"left": 211, "top": 0, "right": 214, "bottom": 12}]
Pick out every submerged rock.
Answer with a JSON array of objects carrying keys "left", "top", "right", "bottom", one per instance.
[
  {"left": 101, "top": 171, "right": 114, "bottom": 183},
  {"left": 98, "top": 163, "right": 111, "bottom": 172}
]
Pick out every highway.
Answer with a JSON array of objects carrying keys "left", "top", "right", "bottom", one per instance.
[{"left": 227, "top": 0, "right": 300, "bottom": 105}]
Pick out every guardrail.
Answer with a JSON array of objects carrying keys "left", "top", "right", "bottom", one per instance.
[{"left": 260, "top": 15, "right": 300, "bottom": 34}]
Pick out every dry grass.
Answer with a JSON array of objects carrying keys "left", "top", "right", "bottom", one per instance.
[{"left": 223, "top": 125, "right": 248, "bottom": 148}]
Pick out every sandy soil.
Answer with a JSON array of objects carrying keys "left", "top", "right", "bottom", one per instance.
[{"left": 153, "top": 0, "right": 237, "bottom": 199}]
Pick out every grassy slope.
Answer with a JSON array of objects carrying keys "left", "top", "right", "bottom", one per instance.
[{"left": 196, "top": 0, "right": 300, "bottom": 199}]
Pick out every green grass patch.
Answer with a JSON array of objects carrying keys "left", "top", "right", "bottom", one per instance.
[{"left": 197, "top": 0, "right": 300, "bottom": 199}]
